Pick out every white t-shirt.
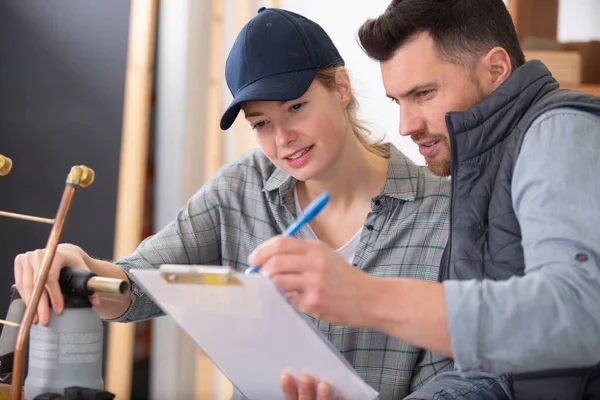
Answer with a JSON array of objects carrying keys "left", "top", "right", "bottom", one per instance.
[{"left": 294, "top": 187, "right": 362, "bottom": 264}]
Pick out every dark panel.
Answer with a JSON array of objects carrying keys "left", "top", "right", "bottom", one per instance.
[{"left": 0, "top": 0, "right": 129, "bottom": 330}]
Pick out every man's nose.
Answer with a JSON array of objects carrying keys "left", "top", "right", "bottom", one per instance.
[{"left": 399, "top": 106, "right": 426, "bottom": 137}]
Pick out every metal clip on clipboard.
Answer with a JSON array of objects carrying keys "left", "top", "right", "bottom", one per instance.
[{"left": 159, "top": 265, "right": 242, "bottom": 286}]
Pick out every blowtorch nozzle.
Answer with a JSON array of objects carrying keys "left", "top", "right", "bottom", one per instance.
[
  {"left": 87, "top": 276, "right": 129, "bottom": 295},
  {"left": 59, "top": 267, "right": 130, "bottom": 297}
]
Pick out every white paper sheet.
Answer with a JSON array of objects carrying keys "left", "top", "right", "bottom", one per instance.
[{"left": 130, "top": 266, "right": 379, "bottom": 400}]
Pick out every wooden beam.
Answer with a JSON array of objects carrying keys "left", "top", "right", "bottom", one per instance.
[
  {"left": 203, "top": 0, "right": 225, "bottom": 182},
  {"left": 195, "top": 0, "right": 224, "bottom": 397},
  {"left": 507, "top": 0, "right": 559, "bottom": 39},
  {"left": 105, "top": 1, "right": 158, "bottom": 399},
  {"left": 229, "top": 0, "right": 259, "bottom": 159}
]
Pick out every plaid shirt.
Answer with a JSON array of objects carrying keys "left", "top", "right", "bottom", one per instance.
[{"left": 114, "top": 143, "right": 453, "bottom": 399}]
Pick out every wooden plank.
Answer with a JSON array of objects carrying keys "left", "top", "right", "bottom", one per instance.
[
  {"left": 203, "top": 0, "right": 225, "bottom": 182},
  {"left": 507, "top": 0, "right": 559, "bottom": 39},
  {"left": 561, "top": 83, "right": 600, "bottom": 97},
  {"left": 104, "top": 1, "right": 158, "bottom": 399},
  {"left": 195, "top": 349, "right": 217, "bottom": 400},
  {"left": 0, "top": 383, "right": 21, "bottom": 400},
  {"left": 195, "top": 0, "right": 224, "bottom": 398},
  {"left": 229, "top": 0, "right": 259, "bottom": 158}
]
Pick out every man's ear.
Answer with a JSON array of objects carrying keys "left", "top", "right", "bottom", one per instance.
[{"left": 480, "top": 47, "right": 512, "bottom": 91}]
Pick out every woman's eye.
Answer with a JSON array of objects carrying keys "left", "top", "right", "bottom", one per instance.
[
  {"left": 253, "top": 121, "right": 267, "bottom": 130},
  {"left": 291, "top": 103, "right": 304, "bottom": 111}
]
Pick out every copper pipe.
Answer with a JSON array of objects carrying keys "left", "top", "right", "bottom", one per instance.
[
  {"left": 0, "top": 154, "right": 12, "bottom": 176},
  {"left": 11, "top": 165, "right": 95, "bottom": 400},
  {"left": 0, "top": 210, "right": 55, "bottom": 224}
]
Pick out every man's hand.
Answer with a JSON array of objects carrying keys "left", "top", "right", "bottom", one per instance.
[
  {"left": 248, "top": 236, "right": 379, "bottom": 326},
  {"left": 281, "top": 374, "right": 343, "bottom": 400}
]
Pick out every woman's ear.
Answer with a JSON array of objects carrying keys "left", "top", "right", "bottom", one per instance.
[{"left": 334, "top": 68, "right": 352, "bottom": 106}]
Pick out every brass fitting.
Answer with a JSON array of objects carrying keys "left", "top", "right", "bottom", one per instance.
[
  {"left": 0, "top": 155, "right": 13, "bottom": 176},
  {"left": 66, "top": 165, "right": 95, "bottom": 187}
]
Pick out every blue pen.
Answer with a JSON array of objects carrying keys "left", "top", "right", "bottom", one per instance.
[{"left": 245, "top": 191, "right": 331, "bottom": 274}]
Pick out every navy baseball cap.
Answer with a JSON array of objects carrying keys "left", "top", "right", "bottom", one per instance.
[{"left": 220, "top": 7, "right": 345, "bottom": 130}]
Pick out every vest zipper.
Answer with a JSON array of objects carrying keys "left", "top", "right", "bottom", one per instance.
[{"left": 442, "top": 116, "right": 458, "bottom": 281}]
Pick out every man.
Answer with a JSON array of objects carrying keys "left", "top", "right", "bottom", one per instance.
[{"left": 250, "top": 0, "right": 600, "bottom": 399}]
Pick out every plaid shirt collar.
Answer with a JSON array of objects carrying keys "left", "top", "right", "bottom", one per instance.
[{"left": 262, "top": 143, "right": 420, "bottom": 203}]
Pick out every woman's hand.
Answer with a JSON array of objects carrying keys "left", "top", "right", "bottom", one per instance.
[{"left": 14, "top": 243, "right": 96, "bottom": 325}]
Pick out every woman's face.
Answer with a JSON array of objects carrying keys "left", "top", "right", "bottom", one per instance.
[{"left": 242, "top": 75, "right": 352, "bottom": 182}]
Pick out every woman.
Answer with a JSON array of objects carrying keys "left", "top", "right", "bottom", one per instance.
[{"left": 14, "top": 7, "right": 453, "bottom": 399}]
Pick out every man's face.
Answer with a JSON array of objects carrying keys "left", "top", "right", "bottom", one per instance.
[{"left": 380, "top": 33, "right": 487, "bottom": 176}]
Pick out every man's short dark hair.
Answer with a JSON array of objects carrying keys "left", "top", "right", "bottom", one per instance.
[{"left": 358, "top": 0, "right": 525, "bottom": 72}]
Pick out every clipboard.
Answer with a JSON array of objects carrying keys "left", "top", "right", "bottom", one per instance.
[{"left": 130, "top": 265, "right": 379, "bottom": 400}]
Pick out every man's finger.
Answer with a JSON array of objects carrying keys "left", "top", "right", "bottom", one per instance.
[
  {"left": 270, "top": 270, "right": 307, "bottom": 293},
  {"left": 248, "top": 236, "right": 313, "bottom": 266},
  {"left": 262, "top": 252, "right": 322, "bottom": 277},
  {"left": 281, "top": 374, "right": 298, "bottom": 400}
]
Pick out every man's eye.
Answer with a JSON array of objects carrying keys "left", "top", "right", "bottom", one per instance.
[{"left": 417, "top": 90, "right": 432, "bottom": 98}]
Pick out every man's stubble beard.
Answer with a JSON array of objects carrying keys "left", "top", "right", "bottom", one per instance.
[{"left": 427, "top": 158, "right": 451, "bottom": 177}]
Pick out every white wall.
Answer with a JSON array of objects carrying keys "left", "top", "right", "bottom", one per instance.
[{"left": 558, "top": 0, "right": 600, "bottom": 42}]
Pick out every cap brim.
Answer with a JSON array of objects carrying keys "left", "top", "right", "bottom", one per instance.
[{"left": 220, "top": 68, "right": 318, "bottom": 131}]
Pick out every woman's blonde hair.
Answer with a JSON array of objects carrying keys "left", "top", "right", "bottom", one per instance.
[{"left": 314, "top": 66, "right": 389, "bottom": 159}]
